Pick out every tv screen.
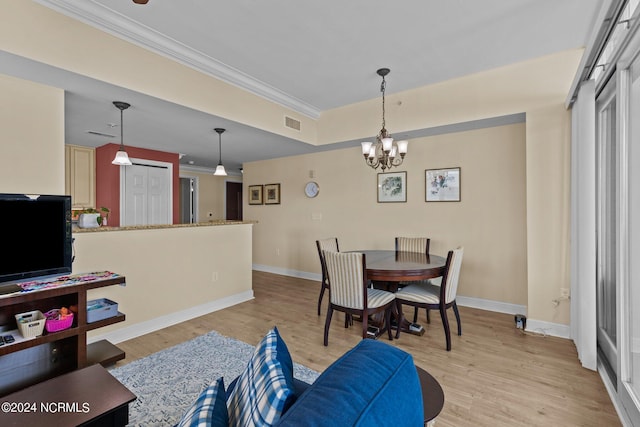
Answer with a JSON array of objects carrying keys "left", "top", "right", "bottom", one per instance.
[{"left": 0, "top": 193, "right": 72, "bottom": 285}]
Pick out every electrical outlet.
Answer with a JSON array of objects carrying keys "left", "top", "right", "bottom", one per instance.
[{"left": 212, "top": 272, "right": 219, "bottom": 282}]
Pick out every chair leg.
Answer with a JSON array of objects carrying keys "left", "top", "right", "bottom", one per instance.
[
  {"left": 453, "top": 301, "right": 462, "bottom": 336},
  {"left": 413, "top": 306, "right": 418, "bottom": 323},
  {"left": 385, "top": 306, "right": 393, "bottom": 341},
  {"left": 395, "top": 301, "right": 403, "bottom": 339},
  {"left": 362, "top": 312, "right": 369, "bottom": 339},
  {"left": 317, "top": 283, "right": 327, "bottom": 316},
  {"left": 426, "top": 308, "right": 431, "bottom": 324},
  {"left": 323, "top": 306, "right": 333, "bottom": 346},
  {"left": 439, "top": 306, "right": 451, "bottom": 351}
]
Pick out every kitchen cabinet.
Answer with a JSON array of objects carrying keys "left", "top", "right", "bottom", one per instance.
[{"left": 65, "top": 144, "right": 96, "bottom": 209}]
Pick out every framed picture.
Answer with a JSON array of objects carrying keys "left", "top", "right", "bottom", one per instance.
[
  {"left": 377, "top": 171, "right": 407, "bottom": 203},
  {"left": 425, "top": 167, "right": 461, "bottom": 202},
  {"left": 264, "top": 183, "right": 281, "bottom": 205},
  {"left": 248, "top": 185, "right": 263, "bottom": 205}
]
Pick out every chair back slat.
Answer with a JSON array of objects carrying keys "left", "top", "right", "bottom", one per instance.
[
  {"left": 316, "top": 238, "right": 339, "bottom": 283},
  {"left": 395, "top": 237, "right": 430, "bottom": 254},
  {"left": 443, "top": 247, "right": 464, "bottom": 304},
  {"left": 317, "top": 238, "right": 339, "bottom": 253},
  {"left": 323, "top": 251, "right": 365, "bottom": 309}
]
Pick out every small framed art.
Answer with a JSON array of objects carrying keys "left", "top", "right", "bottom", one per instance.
[
  {"left": 248, "top": 185, "right": 263, "bottom": 205},
  {"left": 264, "top": 183, "right": 281, "bottom": 205},
  {"left": 377, "top": 171, "right": 407, "bottom": 203},
  {"left": 425, "top": 167, "right": 460, "bottom": 202}
]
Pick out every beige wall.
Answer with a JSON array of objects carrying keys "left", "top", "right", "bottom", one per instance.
[
  {"left": 73, "top": 225, "right": 253, "bottom": 339},
  {"left": 526, "top": 106, "right": 572, "bottom": 325},
  {"left": 0, "top": 74, "right": 65, "bottom": 194},
  {"left": 246, "top": 123, "right": 528, "bottom": 306}
]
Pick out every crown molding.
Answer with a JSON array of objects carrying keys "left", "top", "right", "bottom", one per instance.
[{"left": 34, "top": 0, "right": 322, "bottom": 119}]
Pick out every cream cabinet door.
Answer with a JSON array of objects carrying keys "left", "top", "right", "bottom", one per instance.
[{"left": 65, "top": 145, "right": 95, "bottom": 209}]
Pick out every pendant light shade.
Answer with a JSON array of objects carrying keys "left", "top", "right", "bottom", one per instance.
[
  {"left": 112, "top": 101, "right": 133, "bottom": 166},
  {"left": 213, "top": 128, "right": 227, "bottom": 176}
]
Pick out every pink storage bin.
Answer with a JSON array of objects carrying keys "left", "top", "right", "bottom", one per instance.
[{"left": 44, "top": 309, "right": 74, "bottom": 333}]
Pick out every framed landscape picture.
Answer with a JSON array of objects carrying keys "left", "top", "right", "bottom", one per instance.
[
  {"left": 264, "top": 183, "right": 281, "bottom": 205},
  {"left": 248, "top": 185, "right": 263, "bottom": 205},
  {"left": 377, "top": 171, "right": 407, "bottom": 203},
  {"left": 425, "top": 167, "right": 460, "bottom": 202}
]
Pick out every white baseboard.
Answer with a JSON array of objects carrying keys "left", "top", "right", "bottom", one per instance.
[
  {"left": 253, "top": 264, "right": 320, "bottom": 282},
  {"left": 456, "top": 295, "right": 526, "bottom": 316},
  {"left": 525, "top": 318, "right": 571, "bottom": 339},
  {"left": 88, "top": 290, "right": 254, "bottom": 345}
]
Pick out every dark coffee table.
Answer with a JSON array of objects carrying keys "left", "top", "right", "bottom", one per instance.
[
  {"left": 416, "top": 366, "right": 445, "bottom": 425},
  {"left": 0, "top": 364, "right": 136, "bottom": 426}
]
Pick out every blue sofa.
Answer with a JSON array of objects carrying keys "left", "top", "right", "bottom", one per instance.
[
  {"left": 175, "top": 329, "right": 425, "bottom": 427},
  {"left": 276, "top": 339, "right": 424, "bottom": 426}
]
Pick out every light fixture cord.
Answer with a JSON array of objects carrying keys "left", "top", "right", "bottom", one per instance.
[
  {"left": 380, "top": 75, "right": 386, "bottom": 130},
  {"left": 120, "top": 107, "right": 125, "bottom": 150},
  {"left": 218, "top": 133, "right": 223, "bottom": 165}
]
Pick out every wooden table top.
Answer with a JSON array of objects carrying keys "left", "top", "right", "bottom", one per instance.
[
  {"left": 416, "top": 365, "right": 445, "bottom": 422},
  {"left": 355, "top": 250, "right": 447, "bottom": 282}
]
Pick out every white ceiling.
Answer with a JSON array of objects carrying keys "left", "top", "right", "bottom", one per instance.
[{"left": 5, "top": 0, "right": 604, "bottom": 173}]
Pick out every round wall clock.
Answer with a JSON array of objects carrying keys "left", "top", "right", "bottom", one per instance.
[{"left": 304, "top": 181, "right": 319, "bottom": 198}]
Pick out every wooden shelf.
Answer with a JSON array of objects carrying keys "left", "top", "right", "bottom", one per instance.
[
  {"left": 0, "top": 326, "right": 79, "bottom": 357},
  {"left": 85, "top": 312, "right": 126, "bottom": 332},
  {"left": 0, "top": 272, "right": 126, "bottom": 397},
  {"left": 87, "top": 339, "right": 125, "bottom": 367}
]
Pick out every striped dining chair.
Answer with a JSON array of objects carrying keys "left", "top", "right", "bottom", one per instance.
[
  {"left": 395, "top": 237, "right": 437, "bottom": 323},
  {"left": 315, "top": 238, "right": 340, "bottom": 316},
  {"left": 395, "top": 236, "right": 430, "bottom": 255},
  {"left": 322, "top": 250, "right": 395, "bottom": 346},
  {"left": 395, "top": 247, "right": 464, "bottom": 351}
]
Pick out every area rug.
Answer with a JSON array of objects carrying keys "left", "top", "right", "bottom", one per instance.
[{"left": 109, "top": 330, "right": 320, "bottom": 426}]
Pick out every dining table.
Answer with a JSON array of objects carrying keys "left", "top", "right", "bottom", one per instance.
[{"left": 352, "top": 250, "right": 447, "bottom": 335}]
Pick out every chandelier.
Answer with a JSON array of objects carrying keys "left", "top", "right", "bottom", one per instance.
[{"left": 361, "top": 68, "right": 408, "bottom": 171}]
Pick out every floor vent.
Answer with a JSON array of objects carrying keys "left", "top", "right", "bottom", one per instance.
[{"left": 284, "top": 116, "right": 301, "bottom": 131}]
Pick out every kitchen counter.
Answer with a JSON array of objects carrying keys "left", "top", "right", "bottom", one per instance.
[{"left": 73, "top": 220, "right": 254, "bottom": 233}]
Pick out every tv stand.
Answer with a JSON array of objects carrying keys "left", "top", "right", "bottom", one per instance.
[{"left": 0, "top": 272, "right": 126, "bottom": 397}]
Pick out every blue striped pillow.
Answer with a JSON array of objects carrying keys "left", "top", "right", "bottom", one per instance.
[
  {"left": 227, "top": 327, "right": 295, "bottom": 426},
  {"left": 176, "top": 377, "right": 228, "bottom": 427}
]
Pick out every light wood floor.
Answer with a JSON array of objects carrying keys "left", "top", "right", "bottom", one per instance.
[{"left": 115, "top": 271, "right": 620, "bottom": 427}]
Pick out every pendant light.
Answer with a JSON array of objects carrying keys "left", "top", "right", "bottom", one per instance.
[
  {"left": 213, "top": 128, "right": 227, "bottom": 176},
  {"left": 112, "top": 101, "right": 133, "bottom": 166}
]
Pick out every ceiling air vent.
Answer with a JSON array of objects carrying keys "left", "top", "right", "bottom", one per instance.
[
  {"left": 86, "top": 130, "right": 116, "bottom": 138},
  {"left": 284, "top": 116, "right": 301, "bottom": 132}
]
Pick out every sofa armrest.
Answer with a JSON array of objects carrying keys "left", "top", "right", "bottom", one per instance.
[{"left": 275, "top": 340, "right": 423, "bottom": 426}]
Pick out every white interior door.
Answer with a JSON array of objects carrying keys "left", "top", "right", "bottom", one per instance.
[{"left": 121, "top": 160, "right": 172, "bottom": 226}]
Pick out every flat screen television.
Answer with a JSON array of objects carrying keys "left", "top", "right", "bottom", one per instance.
[{"left": 0, "top": 193, "right": 73, "bottom": 285}]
